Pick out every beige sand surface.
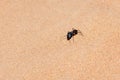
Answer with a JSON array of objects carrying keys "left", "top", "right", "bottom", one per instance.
[{"left": 0, "top": 0, "right": 120, "bottom": 80}]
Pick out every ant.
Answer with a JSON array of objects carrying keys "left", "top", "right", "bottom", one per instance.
[{"left": 67, "top": 28, "right": 83, "bottom": 40}]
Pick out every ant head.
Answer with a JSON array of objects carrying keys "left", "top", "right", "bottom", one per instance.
[
  {"left": 72, "top": 28, "right": 78, "bottom": 36},
  {"left": 72, "top": 29, "right": 78, "bottom": 35},
  {"left": 72, "top": 28, "right": 84, "bottom": 36}
]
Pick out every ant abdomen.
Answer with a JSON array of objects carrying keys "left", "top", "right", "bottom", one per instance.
[{"left": 67, "top": 32, "right": 73, "bottom": 40}]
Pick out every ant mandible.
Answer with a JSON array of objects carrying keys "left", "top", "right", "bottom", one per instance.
[{"left": 67, "top": 28, "right": 83, "bottom": 40}]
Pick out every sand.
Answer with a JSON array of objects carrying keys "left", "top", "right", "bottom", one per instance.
[{"left": 0, "top": 0, "right": 120, "bottom": 80}]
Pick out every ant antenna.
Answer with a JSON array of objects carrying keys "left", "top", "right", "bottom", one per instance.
[
  {"left": 72, "top": 28, "right": 75, "bottom": 30},
  {"left": 78, "top": 30, "right": 84, "bottom": 36}
]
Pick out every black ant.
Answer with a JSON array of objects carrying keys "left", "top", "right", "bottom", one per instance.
[{"left": 67, "top": 28, "right": 83, "bottom": 40}]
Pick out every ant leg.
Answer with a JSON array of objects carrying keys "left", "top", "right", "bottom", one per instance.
[
  {"left": 59, "top": 35, "right": 67, "bottom": 42},
  {"left": 63, "top": 35, "right": 66, "bottom": 39},
  {"left": 73, "top": 36, "right": 74, "bottom": 43},
  {"left": 68, "top": 39, "right": 71, "bottom": 44},
  {"left": 72, "top": 28, "right": 75, "bottom": 30}
]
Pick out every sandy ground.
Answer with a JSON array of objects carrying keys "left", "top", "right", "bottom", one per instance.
[{"left": 0, "top": 0, "right": 120, "bottom": 80}]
